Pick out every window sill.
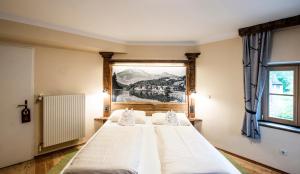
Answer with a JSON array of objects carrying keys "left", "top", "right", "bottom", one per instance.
[{"left": 258, "top": 120, "right": 300, "bottom": 134}]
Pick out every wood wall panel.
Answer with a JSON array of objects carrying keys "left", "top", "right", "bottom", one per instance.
[
  {"left": 185, "top": 53, "right": 200, "bottom": 94},
  {"left": 100, "top": 52, "right": 200, "bottom": 117},
  {"left": 99, "top": 52, "right": 113, "bottom": 117},
  {"left": 111, "top": 103, "right": 188, "bottom": 116}
]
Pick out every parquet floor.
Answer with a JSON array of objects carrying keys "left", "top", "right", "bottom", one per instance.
[
  {"left": 0, "top": 146, "right": 81, "bottom": 174},
  {"left": 221, "top": 152, "right": 282, "bottom": 174}
]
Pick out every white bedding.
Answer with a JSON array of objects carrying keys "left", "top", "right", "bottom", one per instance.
[
  {"left": 62, "top": 117, "right": 161, "bottom": 174},
  {"left": 107, "top": 118, "right": 161, "bottom": 174},
  {"left": 155, "top": 126, "right": 241, "bottom": 174},
  {"left": 63, "top": 126, "right": 142, "bottom": 174},
  {"left": 62, "top": 116, "right": 240, "bottom": 174}
]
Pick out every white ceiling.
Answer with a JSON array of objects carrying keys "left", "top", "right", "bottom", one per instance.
[{"left": 0, "top": 0, "right": 299, "bottom": 45}]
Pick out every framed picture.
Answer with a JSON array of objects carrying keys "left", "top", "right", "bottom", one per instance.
[{"left": 112, "top": 64, "right": 186, "bottom": 103}]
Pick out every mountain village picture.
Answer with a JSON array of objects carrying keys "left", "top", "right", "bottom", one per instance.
[{"left": 112, "top": 65, "right": 186, "bottom": 103}]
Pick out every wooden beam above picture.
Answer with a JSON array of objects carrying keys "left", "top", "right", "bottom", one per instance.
[
  {"left": 108, "top": 59, "right": 189, "bottom": 63},
  {"left": 185, "top": 53, "right": 201, "bottom": 60},
  {"left": 99, "top": 52, "right": 114, "bottom": 59},
  {"left": 239, "top": 15, "right": 300, "bottom": 36}
]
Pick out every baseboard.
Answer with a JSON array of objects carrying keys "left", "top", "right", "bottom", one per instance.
[
  {"left": 34, "top": 142, "right": 85, "bottom": 158},
  {"left": 217, "top": 147, "right": 288, "bottom": 174}
]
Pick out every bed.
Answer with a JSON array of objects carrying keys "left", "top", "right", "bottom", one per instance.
[
  {"left": 61, "top": 112, "right": 240, "bottom": 174},
  {"left": 62, "top": 117, "right": 161, "bottom": 174},
  {"left": 155, "top": 126, "right": 240, "bottom": 174}
]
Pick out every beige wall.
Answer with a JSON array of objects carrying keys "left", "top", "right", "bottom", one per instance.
[
  {"left": 271, "top": 26, "right": 300, "bottom": 63},
  {"left": 196, "top": 37, "right": 300, "bottom": 174},
  {"left": 0, "top": 19, "right": 125, "bottom": 53},
  {"left": 34, "top": 46, "right": 103, "bottom": 153}
]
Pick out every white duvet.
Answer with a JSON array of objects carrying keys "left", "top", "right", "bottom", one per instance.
[
  {"left": 63, "top": 126, "right": 143, "bottom": 174},
  {"left": 155, "top": 126, "right": 241, "bottom": 174},
  {"left": 62, "top": 117, "right": 240, "bottom": 174}
]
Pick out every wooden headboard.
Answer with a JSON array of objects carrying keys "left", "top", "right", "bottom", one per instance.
[{"left": 99, "top": 52, "right": 200, "bottom": 117}]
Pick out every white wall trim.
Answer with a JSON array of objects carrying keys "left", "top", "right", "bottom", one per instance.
[
  {"left": 0, "top": 12, "right": 125, "bottom": 44},
  {"left": 125, "top": 41, "right": 198, "bottom": 46}
]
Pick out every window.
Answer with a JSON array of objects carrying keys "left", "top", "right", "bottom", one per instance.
[{"left": 264, "top": 65, "right": 299, "bottom": 126}]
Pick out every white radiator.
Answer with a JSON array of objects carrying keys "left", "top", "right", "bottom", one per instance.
[{"left": 43, "top": 94, "right": 85, "bottom": 147}]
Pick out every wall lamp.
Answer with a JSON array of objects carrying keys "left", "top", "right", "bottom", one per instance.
[
  {"left": 190, "top": 89, "right": 197, "bottom": 98},
  {"left": 102, "top": 89, "right": 109, "bottom": 94}
]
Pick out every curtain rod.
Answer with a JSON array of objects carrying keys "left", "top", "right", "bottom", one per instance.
[{"left": 238, "top": 15, "right": 300, "bottom": 36}]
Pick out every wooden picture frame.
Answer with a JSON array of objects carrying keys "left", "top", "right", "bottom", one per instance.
[{"left": 99, "top": 52, "right": 200, "bottom": 117}]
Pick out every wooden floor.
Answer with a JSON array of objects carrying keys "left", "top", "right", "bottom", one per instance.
[
  {"left": 0, "top": 146, "right": 81, "bottom": 174},
  {"left": 0, "top": 146, "right": 282, "bottom": 174},
  {"left": 221, "top": 152, "right": 282, "bottom": 174}
]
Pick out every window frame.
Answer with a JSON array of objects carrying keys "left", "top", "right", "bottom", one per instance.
[{"left": 263, "top": 65, "right": 299, "bottom": 127}]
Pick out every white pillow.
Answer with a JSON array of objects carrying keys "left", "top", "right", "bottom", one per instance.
[
  {"left": 152, "top": 113, "right": 167, "bottom": 125},
  {"left": 152, "top": 112, "right": 191, "bottom": 126},
  {"left": 118, "top": 110, "right": 135, "bottom": 126},
  {"left": 109, "top": 109, "right": 146, "bottom": 124},
  {"left": 166, "top": 111, "right": 179, "bottom": 126},
  {"left": 109, "top": 110, "right": 125, "bottom": 122},
  {"left": 132, "top": 110, "right": 146, "bottom": 124}
]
